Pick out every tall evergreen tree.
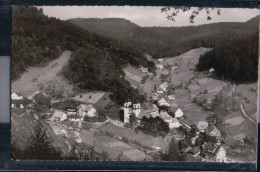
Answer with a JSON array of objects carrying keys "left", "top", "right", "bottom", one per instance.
[{"left": 24, "top": 122, "right": 62, "bottom": 160}]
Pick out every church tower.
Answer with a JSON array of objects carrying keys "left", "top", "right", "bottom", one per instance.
[{"left": 123, "top": 102, "right": 132, "bottom": 123}]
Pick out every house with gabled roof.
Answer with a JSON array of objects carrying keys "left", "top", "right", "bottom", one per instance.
[
  {"left": 175, "top": 108, "right": 184, "bottom": 118},
  {"left": 141, "top": 67, "right": 148, "bottom": 73},
  {"left": 142, "top": 103, "right": 159, "bottom": 117},
  {"left": 205, "top": 125, "right": 221, "bottom": 140},
  {"left": 158, "top": 96, "right": 171, "bottom": 107},
  {"left": 159, "top": 82, "right": 168, "bottom": 92},
  {"left": 159, "top": 112, "right": 181, "bottom": 129},
  {"left": 77, "top": 104, "right": 97, "bottom": 118},
  {"left": 11, "top": 92, "right": 23, "bottom": 100},
  {"left": 203, "top": 142, "right": 227, "bottom": 162},
  {"left": 51, "top": 110, "right": 67, "bottom": 122},
  {"left": 156, "top": 64, "right": 163, "bottom": 70}
]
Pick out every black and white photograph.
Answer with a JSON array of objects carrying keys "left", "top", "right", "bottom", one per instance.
[{"left": 11, "top": 6, "right": 258, "bottom": 162}]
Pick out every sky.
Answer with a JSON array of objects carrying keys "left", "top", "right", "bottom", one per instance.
[{"left": 39, "top": 6, "right": 259, "bottom": 27}]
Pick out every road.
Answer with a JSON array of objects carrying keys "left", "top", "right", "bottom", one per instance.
[
  {"left": 240, "top": 103, "right": 256, "bottom": 124},
  {"left": 233, "top": 84, "right": 256, "bottom": 124}
]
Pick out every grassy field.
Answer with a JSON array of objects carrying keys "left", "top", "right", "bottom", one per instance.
[
  {"left": 73, "top": 91, "right": 105, "bottom": 104},
  {"left": 98, "top": 123, "right": 165, "bottom": 149},
  {"left": 223, "top": 111, "right": 256, "bottom": 143},
  {"left": 80, "top": 129, "right": 151, "bottom": 161},
  {"left": 12, "top": 51, "right": 74, "bottom": 97}
]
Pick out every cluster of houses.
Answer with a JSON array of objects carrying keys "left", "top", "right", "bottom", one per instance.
[
  {"left": 51, "top": 104, "right": 97, "bottom": 123},
  {"left": 11, "top": 92, "right": 98, "bottom": 124},
  {"left": 181, "top": 120, "right": 227, "bottom": 162},
  {"left": 123, "top": 101, "right": 184, "bottom": 129}
]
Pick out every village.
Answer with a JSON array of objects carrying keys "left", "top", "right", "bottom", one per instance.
[{"left": 11, "top": 48, "right": 257, "bottom": 162}]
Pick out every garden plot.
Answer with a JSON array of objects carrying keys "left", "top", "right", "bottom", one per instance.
[{"left": 73, "top": 92, "right": 105, "bottom": 104}]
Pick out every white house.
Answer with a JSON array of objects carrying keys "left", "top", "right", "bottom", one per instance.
[
  {"left": 157, "top": 59, "right": 163, "bottom": 63},
  {"left": 51, "top": 110, "right": 67, "bottom": 122},
  {"left": 141, "top": 67, "right": 148, "bottom": 73},
  {"left": 175, "top": 108, "right": 184, "bottom": 118},
  {"left": 77, "top": 104, "right": 97, "bottom": 118},
  {"left": 169, "top": 118, "right": 182, "bottom": 129},
  {"left": 156, "top": 90, "right": 164, "bottom": 94},
  {"left": 158, "top": 97, "right": 170, "bottom": 107},
  {"left": 11, "top": 92, "right": 23, "bottom": 100},
  {"left": 168, "top": 94, "right": 175, "bottom": 100},
  {"left": 156, "top": 64, "right": 164, "bottom": 70},
  {"left": 159, "top": 82, "right": 168, "bottom": 92},
  {"left": 20, "top": 104, "right": 24, "bottom": 109},
  {"left": 209, "top": 67, "right": 215, "bottom": 73},
  {"left": 215, "top": 146, "right": 227, "bottom": 162}
]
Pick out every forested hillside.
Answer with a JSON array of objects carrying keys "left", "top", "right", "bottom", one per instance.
[
  {"left": 68, "top": 16, "right": 259, "bottom": 83},
  {"left": 12, "top": 6, "right": 151, "bottom": 104},
  {"left": 197, "top": 31, "right": 259, "bottom": 83},
  {"left": 68, "top": 17, "right": 259, "bottom": 59}
]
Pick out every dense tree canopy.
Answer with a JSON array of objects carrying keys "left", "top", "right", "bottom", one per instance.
[
  {"left": 196, "top": 31, "right": 258, "bottom": 83},
  {"left": 12, "top": 6, "right": 154, "bottom": 80},
  {"left": 137, "top": 116, "right": 170, "bottom": 136}
]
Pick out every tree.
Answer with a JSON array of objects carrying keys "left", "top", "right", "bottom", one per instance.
[
  {"left": 24, "top": 122, "right": 62, "bottom": 160},
  {"left": 138, "top": 116, "right": 170, "bottom": 137},
  {"left": 161, "top": 7, "right": 221, "bottom": 23},
  {"left": 161, "top": 138, "right": 180, "bottom": 161},
  {"left": 97, "top": 108, "right": 107, "bottom": 122},
  {"left": 33, "top": 93, "right": 51, "bottom": 108},
  {"left": 129, "top": 114, "right": 138, "bottom": 129}
]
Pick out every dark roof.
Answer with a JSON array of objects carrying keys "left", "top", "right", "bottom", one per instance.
[
  {"left": 66, "top": 107, "right": 77, "bottom": 112},
  {"left": 204, "top": 142, "right": 224, "bottom": 156},
  {"left": 67, "top": 114, "right": 82, "bottom": 119},
  {"left": 137, "top": 111, "right": 151, "bottom": 119}
]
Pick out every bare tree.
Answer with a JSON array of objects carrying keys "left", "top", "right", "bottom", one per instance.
[{"left": 161, "top": 7, "right": 221, "bottom": 23}]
